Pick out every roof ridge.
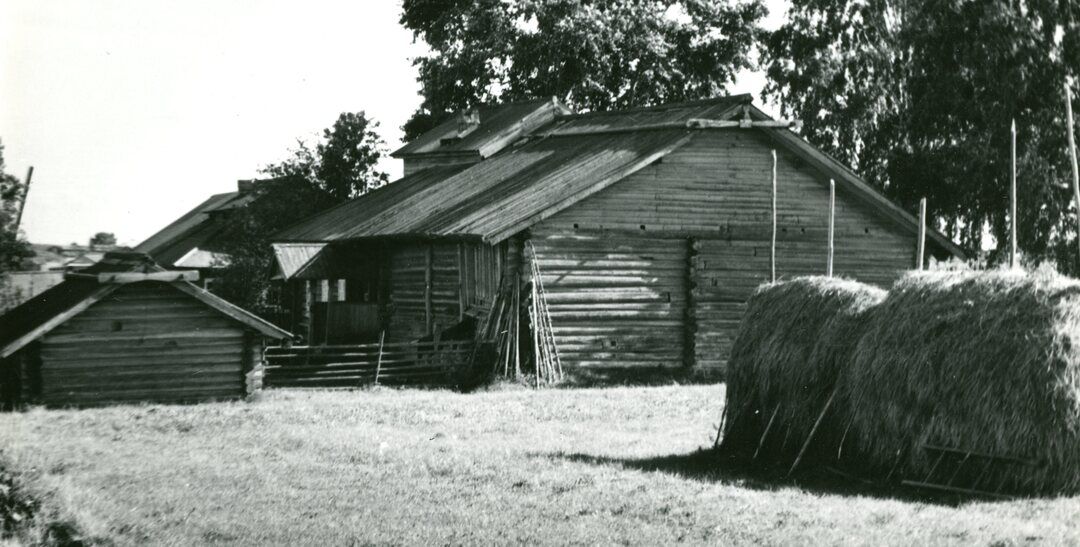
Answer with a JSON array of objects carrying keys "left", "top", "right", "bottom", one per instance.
[{"left": 554, "top": 94, "right": 752, "bottom": 120}]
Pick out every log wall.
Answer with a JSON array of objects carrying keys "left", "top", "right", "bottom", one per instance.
[
  {"left": 532, "top": 130, "right": 917, "bottom": 376},
  {"left": 526, "top": 232, "right": 688, "bottom": 372},
  {"left": 36, "top": 282, "right": 252, "bottom": 406}
]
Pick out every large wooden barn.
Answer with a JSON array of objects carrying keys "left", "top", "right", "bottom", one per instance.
[
  {"left": 271, "top": 95, "right": 964, "bottom": 382},
  {"left": 0, "top": 252, "right": 290, "bottom": 407}
]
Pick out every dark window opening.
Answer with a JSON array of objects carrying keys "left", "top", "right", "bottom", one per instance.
[{"left": 111, "top": 321, "right": 123, "bottom": 332}]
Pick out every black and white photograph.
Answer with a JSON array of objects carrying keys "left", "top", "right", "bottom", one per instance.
[{"left": 1, "top": 0, "right": 1079, "bottom": 544}]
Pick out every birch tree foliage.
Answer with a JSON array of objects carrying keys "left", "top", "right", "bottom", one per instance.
[{"left": 765, "top": 0, "right": 1080, "bottom": 267}]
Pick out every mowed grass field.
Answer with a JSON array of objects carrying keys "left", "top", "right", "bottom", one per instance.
[{"left": 1, "top": 385, "right": 1079, "bottom": 545}]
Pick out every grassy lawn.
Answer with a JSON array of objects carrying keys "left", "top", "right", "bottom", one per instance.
[{"left": 1, "top": 385, "right": 1078, "bottom": 545}]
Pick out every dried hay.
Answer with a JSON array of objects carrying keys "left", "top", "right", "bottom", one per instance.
[
  {"left": 719, "top": 276, "right": 885, "bottom": 467},
  {"left": 847, "top": 268, "right": 1080, "bottom": 495}
]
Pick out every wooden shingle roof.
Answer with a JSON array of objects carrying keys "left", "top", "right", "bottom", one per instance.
[
  {"left": 276, "top": 95, "right": 965, "bottom": 258},
  {"left": 277, "top": 129, "right": 691, "bottom": 244}
]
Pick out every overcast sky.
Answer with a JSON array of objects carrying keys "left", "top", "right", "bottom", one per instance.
[{"left": 1, "top": 0, "right": 786, "bottom": 247}]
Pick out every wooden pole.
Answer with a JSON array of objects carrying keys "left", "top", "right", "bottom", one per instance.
[
  {"left": 425, "top": 244, "right": 434, "bottom": 335},
  {"left": 323, "top": 281, "right": 331, "bottom": 345},
  {"left": 14, "top": 166, "right": 32, "bottom": 232},
  {"left": 1066, "top": 82, "right": 1080, "bottom": 266},
  {"left": 1010, "top": 119, "right": 1018, "bottom": 269},
  {"left": 374, "top": 330, "right": 385, "bottom": 385},
  {"left": 788, "top": 387, "right": 837, "bottom": 476},
  {"left": 827, "top": 179, "right": 835, "bottom": 277},
  {"left": 771, "top": 150, "right": 777, "bottom": 282},
  {"left": 753, "top": 405, "right": 781, "bottom": 461},
  {"left": 304, "top": 280, "right": 315, "bottom": 343},
  {"left": 916, "top": 197, "right": 927, "bottom": 270},
  {"left": 457, "top": 243, "right": 466, "bottom": 322},
  {"left": 533, "top": 281, "right": 544, "bottom": 384}
]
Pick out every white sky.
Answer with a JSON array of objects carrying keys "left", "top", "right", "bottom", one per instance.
[{"left": 1, "top": 0, "right": 786, "bottom": 247}]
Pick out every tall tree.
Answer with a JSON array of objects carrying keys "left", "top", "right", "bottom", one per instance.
[
  {"left": 212, "top": 111, "right": 387, "bottom": 311},
  {"left": 263, "top": 112, "right": 389, "bottom": 200},
  {"left": 765, "top": 0, "right": 1080, "bottom": 269},
  {"left": 400, "top": 0, "right": 767, "bottom": 139},
  {"left": 317, "top": 112, "right": 390, "bottom": 198},
  {"left": 0, "top": 140, "right": 33, "bottom": 272}
]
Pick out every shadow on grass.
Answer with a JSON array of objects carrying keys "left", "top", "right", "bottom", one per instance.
[{"left": 544, "top": 448, "right": 986, "bottom": 507}]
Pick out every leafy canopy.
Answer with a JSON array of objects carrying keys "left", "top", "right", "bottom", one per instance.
[
  {"left": 400, "top": 0, "right": 767, "bottom": 139},
  {"left": 765, "top": 0, "right": 1080, "bottom": 268},
  {"left": 264, "top": 111, "right": 389, "bottom": 200}
]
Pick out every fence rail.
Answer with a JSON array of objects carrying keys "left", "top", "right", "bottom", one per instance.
[{"left": 264, "top": 339, "right": 476, "bottom": 388}]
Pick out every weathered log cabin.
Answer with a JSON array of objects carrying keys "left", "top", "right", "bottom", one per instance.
[
  {"left": 0, "top": 252, "right": 291, "bottom": 407},
  {"left": 272, "top": 95, "right": 965, "bottom": 382}
]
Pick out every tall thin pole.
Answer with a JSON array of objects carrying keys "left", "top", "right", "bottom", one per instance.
[
  {"left": 770, "top": 150, "right": 777, "bottom": 282},
  {"left": 373, "top": 330, "right": 385, "bottom": 385},
  {"left": 916, "top": 197, "right": 927, "bottom": 270},
  {"left": 827, "top": 179, "right": 835, "bottom": 277},
  {"left": 1010, "top": 119, "right": 1018, "bottom": 269},
  {"left": 1066, "top": 82, "right": 1080, "bottom": 265},
  {"left": 14, "top": 166, "right": 32, "bottom": 232}
]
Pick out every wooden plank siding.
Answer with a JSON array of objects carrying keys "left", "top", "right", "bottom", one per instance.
[
  {"left": 36, "top": 282, "right": 249, "bottom": 405},
  {"left": 530, "top": 129, "right": 916, "bottom": 376},
  {"left": 386, "top": 241, "right": 505, "bottom": 342}
]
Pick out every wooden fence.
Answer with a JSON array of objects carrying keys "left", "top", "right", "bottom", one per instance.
[{"left": 263, "top": 339, "right": 477, "bottom": 388}]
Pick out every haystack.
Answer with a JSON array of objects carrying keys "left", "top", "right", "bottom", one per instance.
[
  {"left": 846, "top": 268, "right": 1080, "bottom": 495},
  {"left": 719, "top": 277, "right": 885, "bottom": 467}
]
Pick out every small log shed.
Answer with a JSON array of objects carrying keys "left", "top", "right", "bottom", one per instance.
[{"left": 0, "top": 252, "right": 291, "bottom": 407}]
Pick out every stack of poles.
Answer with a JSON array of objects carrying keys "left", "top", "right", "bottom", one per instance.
[
  {"left": 526, "top": 241, "right": 563, "bottom": 385},
  {"left": 475, "top": 243, "right": 563, "bottom": 385},
  {"left": 475, "top": 275, "right": 520, "bottom": 379}
]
